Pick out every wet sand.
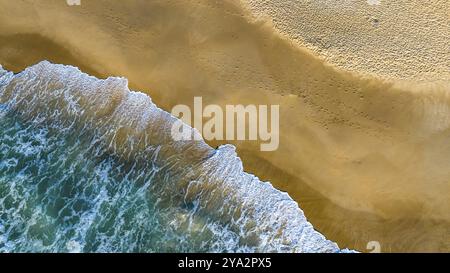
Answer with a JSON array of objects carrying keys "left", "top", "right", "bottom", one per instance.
[{"left": 0, "top": 0, "right": 449, "bottom": 252}]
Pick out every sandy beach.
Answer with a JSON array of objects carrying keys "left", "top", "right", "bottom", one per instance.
[
  {"left": 0, "top": 0, "right": 449, "bottom": 252},
  {"left": 244, "top": 0, "right": 450, "bottom": 82}
]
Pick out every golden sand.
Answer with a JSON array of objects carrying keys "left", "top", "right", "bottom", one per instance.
[
  {"left": 0, "top": 0, "right": 449, "bottom": 252},
  {"left": 243, "top": 0, "right": 450, "bottom": 82}
]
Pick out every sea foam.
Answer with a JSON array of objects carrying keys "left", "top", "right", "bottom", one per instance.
[{"left": 0, "top": 61, "right": 349, "bottom": 252}]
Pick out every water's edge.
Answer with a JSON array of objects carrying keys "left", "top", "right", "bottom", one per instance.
[{"left": 0, "top": 61, "right": 352, "bottom": 253}]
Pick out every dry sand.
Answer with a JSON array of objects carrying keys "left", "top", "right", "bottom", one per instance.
[
  {"left": 0, "top": 0, "right": 449, "bottom": 252},
  {"left": 243, "top": 0, "right": 450, "bottom": 82}
]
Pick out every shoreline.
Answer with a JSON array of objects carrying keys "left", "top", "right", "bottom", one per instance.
[
  {"left": 0, "top": 61, "right": 346, "bottom": 252},
  {"left": 0, "top": 0, "right": 449, "bottom": 252}
]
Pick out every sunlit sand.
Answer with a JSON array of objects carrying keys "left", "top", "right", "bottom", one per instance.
[{"left": 0, "top": 0, "right": 448, "bottom": 252}]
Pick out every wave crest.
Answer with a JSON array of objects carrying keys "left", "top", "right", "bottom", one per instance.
[{"left": 0, "top": 61, "right": 347, "bottom": 252}]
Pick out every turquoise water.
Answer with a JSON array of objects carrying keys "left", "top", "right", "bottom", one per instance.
[
  {"left": 0, "top": 106, "right": 216, "bottom": 252},
  {"left": 0, "top": 62, "right": 343, "bottom": 253}
]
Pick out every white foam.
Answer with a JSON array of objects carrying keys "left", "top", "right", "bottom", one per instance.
[{"left": 0, "top": 61, "right": 352, "bottom": 253}]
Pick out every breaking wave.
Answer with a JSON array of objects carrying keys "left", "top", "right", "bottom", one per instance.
[{"left": 0, "top": 61, "right": 346, "bottom": 253}]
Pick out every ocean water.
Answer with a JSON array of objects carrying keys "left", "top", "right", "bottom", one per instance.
[{"left": 0, "top": 61, "right": 343, "bottom": 253}]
